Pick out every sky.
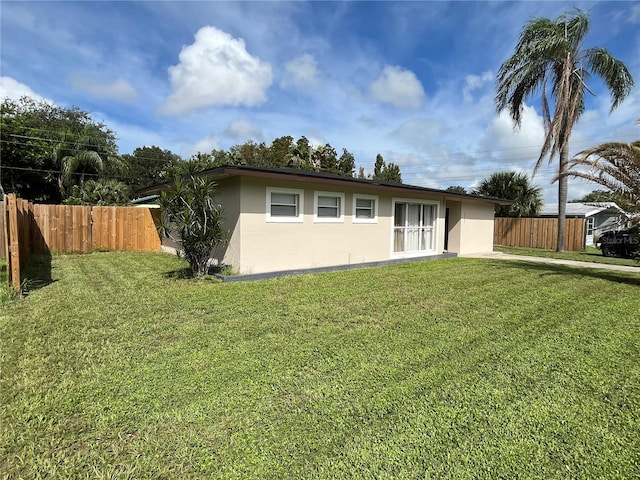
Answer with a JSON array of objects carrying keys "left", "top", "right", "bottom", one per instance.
[{"left": 1, "top": 1, "right": 639, "bottom": 202}]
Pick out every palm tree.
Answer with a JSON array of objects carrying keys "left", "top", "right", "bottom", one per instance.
[
  {"left": 473, "top": 171, "right": 542, "bottom": 217},
  {"left": 496, "top": 9, "right": 633, "bottom": 251},
  {"left": 562, "top": 140, "right": 640, "bottom": 216},
  {"left": 52, "top": 130, "right": 110, "bottom": 198}
]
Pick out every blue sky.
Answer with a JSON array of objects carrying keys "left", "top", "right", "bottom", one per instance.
[{"left": 1, "top": 1, "right": 639, "bottom": 202}]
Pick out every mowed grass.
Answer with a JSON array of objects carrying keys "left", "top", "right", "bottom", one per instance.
[
  {"left": 1, "top": 252, "right": 639, "bottom": 479},
  {"left": 495, "top": 244, "right": 639, "bottom": 267}
]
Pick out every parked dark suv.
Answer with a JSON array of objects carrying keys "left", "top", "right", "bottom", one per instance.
[{"left": 597, "top": 225, "right": 640, "bottom": 258}]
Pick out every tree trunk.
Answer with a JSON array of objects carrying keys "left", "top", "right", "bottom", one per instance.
[{"left": 556, "top": 145, "right": 569, "bottom": 252}]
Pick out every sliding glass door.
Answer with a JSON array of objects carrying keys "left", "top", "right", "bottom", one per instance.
[{"left": 393, "top": 202, "right": 436, "bottom": 254}]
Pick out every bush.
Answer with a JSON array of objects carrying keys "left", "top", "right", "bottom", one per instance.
[{"left": 158, "top": 174, "right": 229, "bottom": 277}]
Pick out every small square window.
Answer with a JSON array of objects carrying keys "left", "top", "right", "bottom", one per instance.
[
  {"left": 317, "top": 195, "right": 340, "bottom": 218},
  {"left": 353, "top": 195, "right": 378, "bottom": 223},
  {"left": 355, "top": 198, "right": 374, "bottom": 218},
  {"left": 266, "top": 188, "right": 304, "bottom": 223},
  {"left": 314, "top": 192, "right": 344, "bottom": 223}
]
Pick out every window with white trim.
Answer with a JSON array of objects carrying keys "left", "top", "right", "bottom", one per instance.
[
  {"left": 353, "top": 195, "right": 378, "bottom": 223},
  {"left": 586, "top": 217, "right": 595, "bottom": 236},
  {"left": 314, "top": 191, "right": 345, "bottom": 222},
  {"left": 266, "top": 188, "right": 304, "bottom": 223}
]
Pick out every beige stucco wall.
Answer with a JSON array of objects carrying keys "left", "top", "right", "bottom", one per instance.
[
  {"left": 214, "top": 177, "right": 242, "bottom": 268},
  {"left": 445, "top": 200, "right": 462, "bottom": 253},
  {"left": 223, "top": 177, "right": 451, "bottom": 274},
  {"left": 456, "top": 200, "right": 496, "bottom": 255},
  {"left": 214, "top": 176, "right": 496, "bottom": 273}
]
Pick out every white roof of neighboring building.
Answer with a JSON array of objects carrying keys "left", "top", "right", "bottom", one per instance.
[{"left": 540, "top": 202, "right": 625, "bottom": 218}]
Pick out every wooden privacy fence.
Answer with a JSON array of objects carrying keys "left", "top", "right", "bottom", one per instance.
[
  {"left": 2, "top": 194, "right": 162, "bottom": 289},
  {"left": 494, "top": 217, "right": 586, "bottom": 251}
]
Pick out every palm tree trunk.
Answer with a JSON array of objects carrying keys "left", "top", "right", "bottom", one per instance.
[{"left": 556, "top": 145, "right": 569, "bottom": 252}]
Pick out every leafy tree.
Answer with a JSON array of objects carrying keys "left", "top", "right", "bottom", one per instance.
[
  {"left": 371, "top": 153, "right": 402, "bottom": 183},
  {"left": 473, "top": 171, "right": 542, "bottom": 217},
  {"left": 380, "top": 163, "right": 402, "bottom": 183},
  {"left": 158, "top": 174, "right": 229, "bottom": 277},
  {"left": 313, "top": 144, "right": 339, "bottom": 174},
  {"left": 374, "top": 154, "right": 385, "bottom": 178},
  {"left": 357, "top": 166, "right": 367, "bottom": 179},
  {"left": 338, "top": 148, "right": 355, "bottom": 177},
  {"left": 267, "top": 136, "right": 294, "bottom": 168},
  {"left": 446, "top": 186, "right": 467, "bottom": 194},
  {"left": 1, "top": 96, "right": 117, "bottom": 203},
  {"left": 230, "top": 140, "right": 268, "bottom": 166},
  {"left": 64, "top": 178, "right": 131, "bottom": 206},
  {"left": 120, "top": 146, "right": 182, "bottom": 191},
  {"left": 496, "top": 9, "right": 633, "bottom": 250},
  {"left": 563, "top": 140, "right": 640, "bottom": 216},
  {"left": 286, "top": 136, "right": 312, "bottom": 168}
]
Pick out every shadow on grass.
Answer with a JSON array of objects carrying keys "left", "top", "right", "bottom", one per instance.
[
  {"left": 164, "top": 264, "right": 230, "bottom": 280},
  {"left": 21, "top": 252, "right": 56, "bottom": 293},
  {"left": 164, "top": 267, "right": 193, "bottom": 279},
  {"left": 498, "top": 259, "right": 640, "bottom": 286},
  {"left": 0, "top": 261, "right": 7, "bottom": 286}
]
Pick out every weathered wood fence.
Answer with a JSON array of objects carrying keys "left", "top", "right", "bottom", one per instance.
[
  {"left": 494, "top": 217, "right": 586, "bottom": 251},
  {"left": 2, "top": 194, "right": 161, "bottom": 290}
]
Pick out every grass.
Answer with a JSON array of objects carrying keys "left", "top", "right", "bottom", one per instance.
[
  {"left": 1, "top": 252, "right": 639, "bottom": 479},
  {"left": 0, "top": 258, "right": 13, "bottom": 305},
  {"left": 495, "top": 244, "right": 639, "bottom": 267}
]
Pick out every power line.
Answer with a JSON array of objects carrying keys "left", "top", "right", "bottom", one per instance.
[{"left": 3, "top": 126, "right": 637, "bottom": 166}]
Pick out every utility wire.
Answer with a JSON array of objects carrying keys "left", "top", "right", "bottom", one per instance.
[{"left": 2, "top": 127, "right": 637, "bottom": 166}]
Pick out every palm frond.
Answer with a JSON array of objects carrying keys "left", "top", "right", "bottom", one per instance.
[
  {"left": 562, "top": 140, "right": 640, "bottom": 210},
  {"left": 584, "top": 47, "right": 635, "bottom": 111}
]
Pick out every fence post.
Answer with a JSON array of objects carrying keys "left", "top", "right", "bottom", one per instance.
[
  {"left": 6, "top": 194, "right": 21, "bottom": 290},
  {"left": 2, "top": 197, "right": 9, "bottom": 287},
  {"left": 529, "top": 217, "right": 534, "bottom": 248}
]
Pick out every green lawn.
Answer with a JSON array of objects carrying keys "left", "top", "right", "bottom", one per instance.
[
  {"left": 1, "top": 252, "right": 639, "bottom": 479},
  {"left": 0, "top": 258, "right": 10, "bottom": 305},
  {"left": 495, "top": 244, "right": 640, "bottom": 267}
]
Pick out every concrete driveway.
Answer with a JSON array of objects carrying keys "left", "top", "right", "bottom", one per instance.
[{"left": 464, "top": 252, "right": 640, "bottom": 273}]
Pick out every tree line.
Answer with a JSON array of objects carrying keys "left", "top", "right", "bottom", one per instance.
[{"left": 0, "top": 96, "right": 402, "bottom": 205}]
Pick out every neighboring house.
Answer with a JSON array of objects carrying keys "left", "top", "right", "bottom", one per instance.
[
  {"left": 131, "top": 194, "right": 160, "bottom": 207},
  {"left": 539, "top": 202, "right": 628, "bottom": 246},
  {"left": 140, "top": 165, "right": 510, "bottom": 275}
]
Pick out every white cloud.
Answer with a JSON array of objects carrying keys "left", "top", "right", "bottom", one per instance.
[
  {"left": 281, "top": 54, "right": 320, "bottom": 90},
  {"left": 224, "top": 119, "right": 264, "bottom": 142},
  {"left": 161, "top": 26, "right": 272, "bottom": 115},
  {"left": 462, "top": 70, "right": 493, "bottom": 103},
  {"left": 185, "top": 133, "right": 220, "bottom": 157},
  {"left": 70, "top": 76, "right": 137, "bottom": 102},
  {"left": 389, "top": 118, "right": 444, "bottom": 150},
  {"left": 370, "top": 65, "right": 426, "bottom": 110},
  {"left": 482, "top": 104, "right": 546, "bottom": 164},
  {"left": 0, "top": 76, "right": 51, "bottom": 103}
]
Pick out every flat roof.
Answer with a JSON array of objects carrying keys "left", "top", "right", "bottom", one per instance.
[{"left": 137, "top": 164, "right": 512, "bottom": 206}]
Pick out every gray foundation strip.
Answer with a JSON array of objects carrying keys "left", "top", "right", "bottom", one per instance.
[{"left": 215, "top": 252, "right": 457, "bottom": 282}]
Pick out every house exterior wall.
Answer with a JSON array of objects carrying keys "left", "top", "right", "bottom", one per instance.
[
  {"left": 214, "top": 177, "right": 242, "bottom": 267},
  {"left": 213, "top": 176, "right": 495, "bottom": 274},
  {"left": 456, "top": 201, "right": 496, "bottom": 255},
  {"left": 233, "top": 177, "right": 398, "bottom": 273},
  {"left": 445, "top": 201, "right": 462, "bottom": 253}
]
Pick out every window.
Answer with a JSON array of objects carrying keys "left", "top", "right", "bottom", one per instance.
[
  {"left": 314, "top": 192, "right": 344, "bottom": 222},
  {"left": 353, "top": 195, "right": 378, "bottom": 223},
  {"left": 393, "top": 200, "right": 437, "bottom": 254},
  {"left": 586, "top": 217, "right": 595, "bottom": 236},
  {"left": 266, "top": 188, "right": 304, "bottom": 223}
]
